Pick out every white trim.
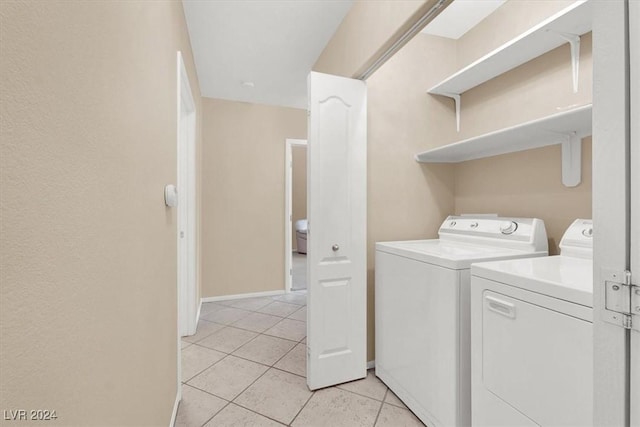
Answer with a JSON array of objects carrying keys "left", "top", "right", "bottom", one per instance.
[
  {"left": 169, "top": 390, "right": 180, "bottom": 427},
  {"left": 175, "top": 51, "right": 197, "bottom": 399},
  {"left": 592, "top": 2, "right": 631, "bottom": 424},
  {"left": 202, "top": 290, "right": 285, "bottom": 303},
  {"left": 177, "top": 50, "right": 198, "bottom": 338},
  {"left": 367, "top": 360, "right": 375, "bottom": 370},
  {"left": 285, "top": 139, "right": 308, "bottom": 293}
]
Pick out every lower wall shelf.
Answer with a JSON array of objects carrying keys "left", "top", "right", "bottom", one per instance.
[{"left": 415, "top": 104, "right": 592, "bottom": 187}]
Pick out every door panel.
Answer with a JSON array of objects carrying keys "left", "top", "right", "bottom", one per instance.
[
  {"left": 307, "top": 71, "right": 367, "bottom": 390},
  {"left": 592, "top": 2, "right": 631, "bottom": 424}
]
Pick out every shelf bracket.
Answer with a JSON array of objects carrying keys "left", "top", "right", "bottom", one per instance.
[
  {"left": 547, "top": 30, "right": 581, "bottom": 93},
  {"left": 561, "top": 132, "right": 581, "bottom": 187},
  {"left": 443, "top": 92, "right": 461, "bottom": 132}
]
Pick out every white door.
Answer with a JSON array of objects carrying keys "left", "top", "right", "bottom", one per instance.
[
  {"left": 630, "top": 1, "right": 639, "bottom": 424},
  {"left": 593, "top": 2, "right": 633, "bottom": 425},
  {"left": 177, "top": 52, "right": 197, "bottom": 338},
  {"left": 306, "top": 71, "right": 367, "bottom": 390}
]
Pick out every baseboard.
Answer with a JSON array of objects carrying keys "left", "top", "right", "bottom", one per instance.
[
  {"left": 169, "top": 390, "right": 180, "bottom": 427},
  {"left": 367, "top": 360, "right": 375, "bottom": 370},
  {"left": 201, "top": 289, "right": 285, "bottom": 303}
]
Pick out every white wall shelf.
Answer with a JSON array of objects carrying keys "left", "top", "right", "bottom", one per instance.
[
  {"left": 415, "top": 104, "right": 592, "bottom": 187},
  {"left": 428, "top": 0, "right": 592, "bottom": 131}
]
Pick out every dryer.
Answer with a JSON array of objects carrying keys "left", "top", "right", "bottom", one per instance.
[
  {"left": 375, "top": 215, "right": 548, "bottom": 427},
  {"left": 470, "top": 219, "right": 593, "bottom": 427}
]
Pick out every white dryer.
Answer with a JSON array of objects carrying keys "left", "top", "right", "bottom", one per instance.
[
  {"left": 375, "top": 216, "right": 548, "bottom": 427},
  {"left": 471, "top": 219, "right": 593, "bottom": 427}
]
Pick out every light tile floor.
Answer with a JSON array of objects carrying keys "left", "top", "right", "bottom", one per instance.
[{"left": 178, "top": 291, "right": 425, "bottom": 427}]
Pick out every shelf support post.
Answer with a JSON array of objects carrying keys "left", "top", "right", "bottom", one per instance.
[
  {"left": 443, "top": 93, "right": 461, "bottom": 132},
  {"left": 547, "top": 30, "right": 581, "bottom": 93},
  {"left": 562, "top": 132, "right": 581, "bottom": 187}
]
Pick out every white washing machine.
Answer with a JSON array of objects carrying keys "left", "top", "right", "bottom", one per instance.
[
  {"left": 471, "top": 219, "right": 593, "bottom": 427},
  {"left": 375, "top": 215, "right": 548, "bottom": 427}
]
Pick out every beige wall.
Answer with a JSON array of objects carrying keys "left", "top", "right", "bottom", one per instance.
[
  {"left": 0, "top": 1, "right": 201, "bottom": 425},
  {"left": 455, "top": 139, "right": 592, "bottom": 255},
  {"left": 317, "top": 0, "right": 593, "bottom": 360},
  {"left": 366, "top": 33, "right": 457, "bottom": 359},
  {"left": 292, "top": 145, "right": 307, "bottom": 251},
  {"left": 452, "top": 1, "right": 593, "bottom": 254},
  {"left": 313, "top": 0, "right": 444, "bottom": 78},
  {"left": 202, "top": 99, "right": 306, "bottom": 297}
]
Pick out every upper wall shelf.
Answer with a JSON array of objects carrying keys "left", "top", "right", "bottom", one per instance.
[
  {"left": 415, "top": 104, "right": 592, "bottom": 186},
  {"left": 428, "top": 0, "right": 592, "bottom": 131}
]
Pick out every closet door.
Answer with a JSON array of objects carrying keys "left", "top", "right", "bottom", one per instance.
[
  {"left": 593, "top": 1, "right": 633, "bottom": 425},
  {"left": 306, "top": 71, "right": 367, "bottom": 390}
]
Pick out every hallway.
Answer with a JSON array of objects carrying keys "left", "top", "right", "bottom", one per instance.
[{"left": 178, "top": 292, "right": 423, "bottom": 426}]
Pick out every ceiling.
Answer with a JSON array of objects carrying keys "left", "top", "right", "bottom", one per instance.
[
  {"left": 421, "top": 0, "right": 506, "bottom": 39},
  {"left": 182, "top": 0, "right": 353, "bottom": 109}
]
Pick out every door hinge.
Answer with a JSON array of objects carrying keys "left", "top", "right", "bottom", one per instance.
[{"left": 603, "top": 270, "right": 639, "bottom": 331}]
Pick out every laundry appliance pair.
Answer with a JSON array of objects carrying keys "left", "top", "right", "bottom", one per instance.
[{"left": 375, "top": 216, "right": 593, "bottom": 427}]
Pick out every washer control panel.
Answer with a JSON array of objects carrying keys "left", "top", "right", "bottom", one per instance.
[
  {"left": 559, "top": 219, "right": 593, "bottom": 258},
  {"left": 438, "top": 215, "right": 548, "bottom": 253},
  {"left": 440, "top": 216, "right": 531, "bottom": 238}
]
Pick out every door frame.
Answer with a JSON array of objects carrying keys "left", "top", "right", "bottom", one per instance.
[
  {"left": 629, "top": 0, "right": 639, "bottom": 424},
  {"left": 284, "top": 138, "right": 307, "bottom": 293},
  {"left": 176, "top": 51, "right": 197, "bottom": 386},
  {"left": 592, "top": 2, "right": 632, "bottom": 425}
]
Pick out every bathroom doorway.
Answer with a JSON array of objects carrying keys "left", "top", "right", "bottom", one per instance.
[{"left": 285, "top": 139, "right": 308, "bottom": 292}]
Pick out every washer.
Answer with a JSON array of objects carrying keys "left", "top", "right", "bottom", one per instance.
[
  {"left": 375, "top": 215, "right": 548, "bottom": 427},
  {"left": 470, "top": 219, "right": 593, "bottom": 427}
]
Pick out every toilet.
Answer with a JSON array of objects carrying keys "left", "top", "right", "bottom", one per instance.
[{"left": 295, "top": 219, "right": 307, "bottom": 254}]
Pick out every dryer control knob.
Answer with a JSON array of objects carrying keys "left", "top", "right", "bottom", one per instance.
[
  {"left": 500, "top": 221, "right": 518, "bottom": 235},
  {"left": 582, "top": 227, "right": 593, "bottom": 237}
]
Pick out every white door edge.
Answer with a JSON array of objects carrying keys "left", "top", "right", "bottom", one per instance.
[
  {"left": 629, "top": 0, "right": 639, "bottom": 425},
  {"left": 285, "top": 138, "right": 307, "bottom": 293},
  {"left": 176, "top": 51, "right": 197, "bottom": 390}
]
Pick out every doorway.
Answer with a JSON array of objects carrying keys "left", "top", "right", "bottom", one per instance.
[{"left": 285, "top": 139, "right": 308, "bottom": 293}]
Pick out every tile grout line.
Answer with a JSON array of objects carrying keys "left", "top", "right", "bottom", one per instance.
[
  {"left": 190, "top": 326, "right": 302, "bottom": 352},
  {"left": 182, "top": 352, "right": 231, "bottom": 384},
  {"left": 188, "top": 341, "right": 305, "bottom": 378},
  {"left": 288, "top": 386, "right": 316, "bottom": 426},
  {"left": 183, "top": 380, "right": 230, "bottom": 402},
  {"left": 267, "top": 330, "right": 305, "bottom": 373},
  {"left": 179, "top": 383, "right": 230, "bottom": 427},
  {"left": 372, "top": 390, "right": 389, "bottom": 427},
  {"left": 185, "top": 362, "right": 287, "bottom": 426},
  {"left": 231, "top": 401, "right": 290, "bottom": 426},
  {"left": 334, "top": 386, "right": 389, "bottom": 404},
  {"left": 198, "top": 400, "right": 231, "bottom": 427}
]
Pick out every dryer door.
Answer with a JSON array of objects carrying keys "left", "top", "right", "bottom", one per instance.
[{"left": 481, "top": 290, "right": 592, "bottom": 426}]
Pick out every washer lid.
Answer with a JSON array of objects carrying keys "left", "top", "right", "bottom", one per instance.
[
  {"left": 375, "top": 239, "right": 547, "bottom": 270},
  {"left": 471, "top": 256, "right": 593, "bottom": 307}
]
